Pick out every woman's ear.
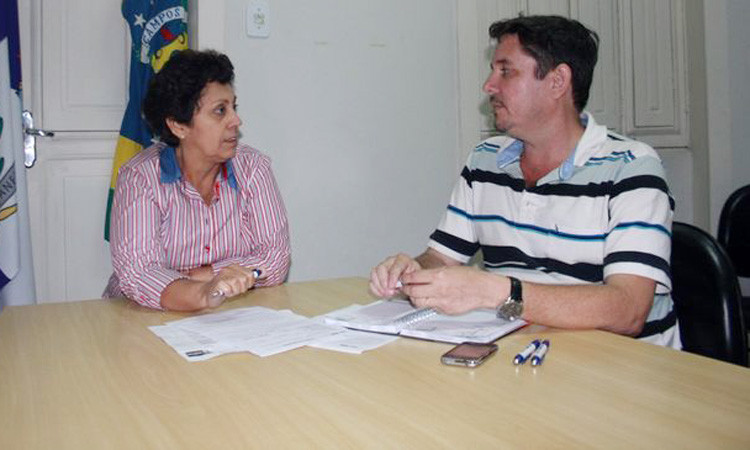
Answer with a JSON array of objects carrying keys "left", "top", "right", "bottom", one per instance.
[{"left": 165, "top": 117, "right": 188, "bottom": 141}]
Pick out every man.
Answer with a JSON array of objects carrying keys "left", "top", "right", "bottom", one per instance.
[{"left": 370, "top": 15, "right": 679, "bottom": 348}]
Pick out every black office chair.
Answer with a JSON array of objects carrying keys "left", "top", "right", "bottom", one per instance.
[
  {"left": 671, "top": 221, "right": 748, "bottom": 366},
  {"left": 717, "top": 184, "right": 750, "bottom": 328}
]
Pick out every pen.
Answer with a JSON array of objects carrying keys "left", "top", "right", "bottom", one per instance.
[
  {"left": 530, "top": 340, "right": 550, "bottom": 367},
  {"left": 513, "top": 339, "right": 540, "bottom": 365}
]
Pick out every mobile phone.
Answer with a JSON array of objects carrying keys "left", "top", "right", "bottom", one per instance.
[{"left": 441, "top": 343, "right": 498, "bottom": 368}]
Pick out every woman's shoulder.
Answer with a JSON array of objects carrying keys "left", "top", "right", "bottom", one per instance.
[
  {"left": 123, "top": 143, "right": 164, "bottom": 170},
  {"left": 118, "top": 143, "right": 164, "bottom": 181},
  {"left": 232, "top": 142, "right": 273, "bottom": 171}
]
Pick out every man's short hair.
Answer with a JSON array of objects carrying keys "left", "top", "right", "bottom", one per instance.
[{"left": 489, "top": 15, "right": 599, "bottom": 112}]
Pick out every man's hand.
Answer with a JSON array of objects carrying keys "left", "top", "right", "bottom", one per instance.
[
  {"left": 400, "top": 266, "right": 507, "bottom": 315},
  {"left": 369, "top": 253, "right": 422, "bottom": 298}
]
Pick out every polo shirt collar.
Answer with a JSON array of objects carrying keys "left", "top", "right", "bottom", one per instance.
[
  {"left": 159, "top": 145, "right": 238, "bottom": 189},
  {"left": 496, "top": 111, "right": 604, "bottom": 181}
]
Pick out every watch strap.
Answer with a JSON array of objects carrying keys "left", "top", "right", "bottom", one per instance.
[{"left": 508, "top": 276, "right": 522, "bottom": 302}]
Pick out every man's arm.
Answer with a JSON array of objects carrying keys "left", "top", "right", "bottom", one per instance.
[
  {"left": 521, "top": 274, "right": 654, "bottom": 336},
  {"left": 415, "top": 248, "right": 460, "bottom": 269},
  {"left": 401, "top": 268, "right": 654, "bottom": 336}
]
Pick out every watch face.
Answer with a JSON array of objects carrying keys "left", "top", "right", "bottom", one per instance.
[{"left": 500, "top": 299, "right": 522, "bottom": 321}]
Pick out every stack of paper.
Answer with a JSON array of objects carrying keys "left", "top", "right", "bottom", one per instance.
[{"left": 149, "top": 306, "right": 397, "bottom": 361}]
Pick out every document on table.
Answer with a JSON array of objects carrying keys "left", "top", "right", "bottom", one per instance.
[
  {"left": 307, "top": 320, "right": 399, "bottom": 354},
  {"left": 150, "top": 306, "right": 345, "bottom": 360},
  {"left": 323, "top": 300, "right": 526, "bottom": 344}
]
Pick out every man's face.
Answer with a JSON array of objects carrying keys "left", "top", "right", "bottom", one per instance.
[{"left": 483, "top": 34, "right": 552, "bottom": 138}]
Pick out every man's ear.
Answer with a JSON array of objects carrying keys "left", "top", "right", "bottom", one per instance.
[
  {"left": 549, "top": 63, "right": 573, "bottom": 101},
  {"left": 165, "top": 117, "right": 188, "bottom": 140}
]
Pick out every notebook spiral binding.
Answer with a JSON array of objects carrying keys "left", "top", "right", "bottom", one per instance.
[{"left": 393, "top": 308, "right": 437, "bottom": 326}]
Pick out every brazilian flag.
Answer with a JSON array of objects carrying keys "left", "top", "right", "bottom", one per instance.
[{"left": 105, "top": 0, "right": 189, "bottom": 240}]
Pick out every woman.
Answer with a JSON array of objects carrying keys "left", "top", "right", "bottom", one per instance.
[{"left": 104, "top": 49, "right": 290, "bottom": 311}]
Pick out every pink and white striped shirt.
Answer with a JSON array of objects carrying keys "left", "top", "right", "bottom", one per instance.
[{"left": 104, "top": 143, "right": 290, "bottom": 309}]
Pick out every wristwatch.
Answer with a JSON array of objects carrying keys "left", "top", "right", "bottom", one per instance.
[{"left": 496, "top": 276, "right": 523, "bottom": 321}]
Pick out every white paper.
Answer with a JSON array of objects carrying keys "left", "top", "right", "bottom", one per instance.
[
  {"left": 149, "top": 324, "right": 225, "bottom": 361},
  {"left": 322, "top": 300, "right": 526, "bottom": 344},
  {"left": 308, "top": 328, "right": 399, "bottom": 354},
  {"left": 154, "top": 307, "right": 345, "bottom": 359}
]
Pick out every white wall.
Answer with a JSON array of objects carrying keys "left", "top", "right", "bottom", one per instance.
[
  {"left": 221, "top": 0, "right": 459, "bottom": 281},
  {"left": 726, "top": 0, "right": 750, "bottom": 295},
  {"left": 727, "top": 0, "right": 750, "bottom": 192},
  {"left": 703, "top": 0, "right": 750, "bottom": 232}
]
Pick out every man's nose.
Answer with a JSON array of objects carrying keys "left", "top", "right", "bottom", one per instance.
[{"left": 482, "top": 75, "right": 498, "bottom": 95}]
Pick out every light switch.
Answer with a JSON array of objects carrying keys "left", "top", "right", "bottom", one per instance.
[{"left": 246, "top": 0, "right": 271, "bottom": 38}]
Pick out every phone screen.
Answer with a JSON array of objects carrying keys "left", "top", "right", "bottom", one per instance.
[{"left": 441, "top": 343, "right": 498, "bottom": 367}]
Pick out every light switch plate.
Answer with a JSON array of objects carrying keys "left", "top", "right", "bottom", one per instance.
[{"left": 246, "top": 0, "right": 270, "bottom": 38}]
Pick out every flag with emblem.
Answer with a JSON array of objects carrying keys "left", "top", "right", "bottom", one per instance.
[
  {"left": 104, "top": 0, "right": 189, "bottom": 240},
  {"left": 0, "top": 0, "right": 35, "bottom": 306}
]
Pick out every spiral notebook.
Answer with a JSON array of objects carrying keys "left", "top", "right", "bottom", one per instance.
[{"left": 322, "top": 299, "right": 525, "bottom": 344}]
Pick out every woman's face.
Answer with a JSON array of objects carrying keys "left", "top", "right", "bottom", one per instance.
[{"left": 179, "top": 81, "right": 242, "bottom": 163}]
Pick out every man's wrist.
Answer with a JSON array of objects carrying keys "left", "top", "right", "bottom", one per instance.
[{"left": 496, "top": 276, "right": 524, "bottom": 321}]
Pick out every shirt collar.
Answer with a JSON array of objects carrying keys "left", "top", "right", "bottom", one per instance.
[
  {"left": 159, "top": 145, "right": 238, "bottom": 189},
  {"left": 495, "top": 113, "right": 592, "bottom": 182}
]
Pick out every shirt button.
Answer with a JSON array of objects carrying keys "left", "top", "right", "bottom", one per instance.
[{"left": 205, "top": 246, "right": 210, "bottom": 252}]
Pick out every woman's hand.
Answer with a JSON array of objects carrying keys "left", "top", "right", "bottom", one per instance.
[
  {"left": 203, "top": 264, "right": 261, "bottom": 308},
  {"left": 186, "top": 265, "right": 214, "bottom": 282}
]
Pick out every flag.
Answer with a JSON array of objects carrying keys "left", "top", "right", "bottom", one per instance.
[
  {"left": 104, "top": 0, "right": 189, "bottom": 240},
  {"left": 0, "top": 0, "right": 35, "bottom": 307}
]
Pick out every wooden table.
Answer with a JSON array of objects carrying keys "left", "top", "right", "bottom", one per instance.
[{"left": 1, "top": 277, "right": 749, "bottom": 449}]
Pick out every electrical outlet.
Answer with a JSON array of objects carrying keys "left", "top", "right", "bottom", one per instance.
[{"left": 246, "top": 0, "right": 270, "bottom": 38}]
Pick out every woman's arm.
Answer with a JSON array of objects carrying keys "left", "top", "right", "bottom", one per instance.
[
  {"left": 212, "top": 154, "right": 291, "bottom": 286},
  {"left": 110, "top": 164, "right": 186, "bottom": 309}
]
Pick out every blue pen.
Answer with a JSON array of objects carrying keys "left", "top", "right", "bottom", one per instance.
[
  {"left": 530, "top": 340, "right": 550, "bottom": 366},
  {"left": 513, "top": 339, "right": 540, "bottom": 365}
]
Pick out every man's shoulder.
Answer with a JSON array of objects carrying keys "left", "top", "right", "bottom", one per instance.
[
  {"left": 474, "top": 135, "right": 514, "bottom": 153},
  {"left": 581, "top": 128, "right": 661, "bottom": 168},
  {"left": 600, "top": 130, "right": 659, "bottom": 159},
  {"left": 464, "top": 135, "right": 517, "bottom": 170},
  {"left": 579, "top": 114, "right": 659, "bottom": 162}
]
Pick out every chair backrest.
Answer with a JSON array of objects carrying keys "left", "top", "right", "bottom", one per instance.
[
  {"left": 718, "top": 184, "right": 750, "bottom": 277},
  {"left": 671, "top": 222, "right": 748, "bottom": 366}
]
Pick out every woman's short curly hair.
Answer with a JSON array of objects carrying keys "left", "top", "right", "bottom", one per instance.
[{"left": 142, "top": 49, "right": 235, "bottom": 147}]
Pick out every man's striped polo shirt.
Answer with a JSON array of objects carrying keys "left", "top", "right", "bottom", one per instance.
[{"left": 428, "top": 113, "right": 680, "bottom": 348}]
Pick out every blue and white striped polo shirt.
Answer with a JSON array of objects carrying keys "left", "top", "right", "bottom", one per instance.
[{"left": 428, "top": 113, "right": 679, "bottom": 348}]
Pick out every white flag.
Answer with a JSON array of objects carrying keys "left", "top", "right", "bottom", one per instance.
[{"left": 0, "top": 0, "right": 35, "bottom": 307}]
